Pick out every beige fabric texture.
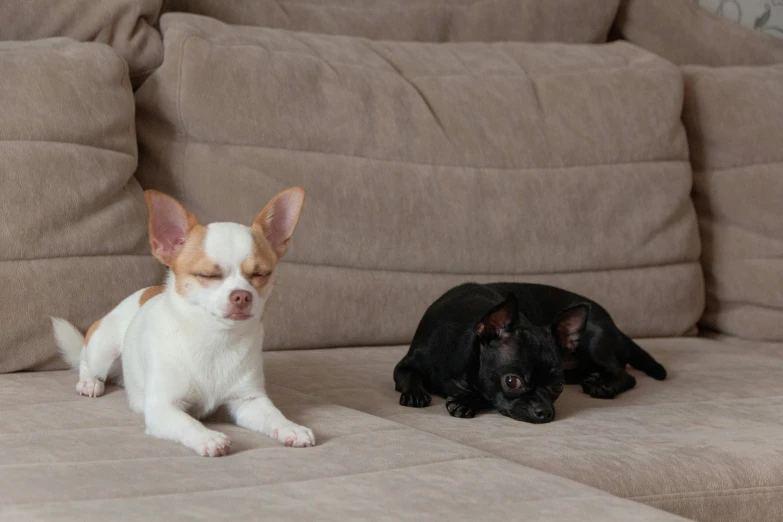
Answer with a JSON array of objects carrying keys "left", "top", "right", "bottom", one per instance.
[
  {"left": 262, "top": 337, "right": 783, "bottom": 522},
  {"left": 2, "top": 337, "right": 781, "bottom": 520},
  {"left": 683, "top": 65, "right": 783, "bottom": 341},
  {"left": 135, "top": 14, "right": 703, "bottom": 350},
  {"left": 614, "top": 0, "right": 783, "bottom": 66},
  {"left": 0, "top": 0, "right": 163, "bottom": 83},
  {"left": 161, "top": 0, "right": 620, "bottom": 43},
  {"left": 1, "top": 358, "right": 691, "bottom": 521},
  {"left": 0, "top": 39, "right": 164, "bottom": 373}
]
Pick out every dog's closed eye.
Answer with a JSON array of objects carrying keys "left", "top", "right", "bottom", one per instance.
[{"left": 195, "top": 272, "right": 223, "bottom": 280}]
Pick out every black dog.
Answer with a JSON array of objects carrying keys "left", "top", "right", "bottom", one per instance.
[{"left": 393, "top": 282, "right": 666, "bottom": 423}]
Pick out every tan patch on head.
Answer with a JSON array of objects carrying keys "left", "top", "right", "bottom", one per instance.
[
  {"left": 84, "top": 318, "right": 102, "bottom": 346},
  {"left": 139, "top": 286, "right": 165, "bottom": 306},
  {"left": 243, "top": 227, "right": 278, "bottom": 294},
  {"left": 170, "top": 224, "right": 219, "bottom": 295}
]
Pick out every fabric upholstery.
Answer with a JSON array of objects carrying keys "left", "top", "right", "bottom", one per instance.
[
  {"left": 263, "top": 337, "right": 783, "bottom": 522},
  {"left": 135, "top": 14, "right": 703, "bottom": 350},
  {"left": 682, "top": 65, "right": 783, "bottom": 341},
  {"left": 0, "top": 39, "right": 164, "bottom": 372},
  {"left": 0, "top": 1, "right": 163, "bottom": 84},
  {"left": 614, "top": 0, "right": 783, "bottom": 66},
  {"left": 161, "top": 0, "right": 620, "bottom": 43},
  {"left": 0, "top": 363, "right": 687, "bottom": 521}
]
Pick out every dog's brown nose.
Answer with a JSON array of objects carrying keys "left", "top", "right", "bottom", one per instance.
[{"left": 229, "top": 290, "right": 252, "bottom": 310}]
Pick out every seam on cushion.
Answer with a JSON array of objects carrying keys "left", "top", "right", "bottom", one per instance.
[
  {"left": 177, "top": 139, "right": 688, "bottom": 173},
  {"left": 289, "top": 32, "right": 340, "bottom": 76},
  {"left": 631, "top": 484, "right": 783, "bottom": 502},
  {"left": 698, "top": 215, "right": 783, "bottom": 248},
  {"left": 0, "top": 255, "right": 699, "bottom": 276},
  {"left": 172, "top": 31, "right": 671, "bottom": 79},
  {"left": 176, "top": 36, "right": 193, "bottom": 139},
  {"left": 278, "top": 259, "right": 700, "bottom": 277},
  {"left": 0, "top": 457, "right": 509, "bottom": 509},
  {"left": 366, "top": 41, "right": 451, "bottom": 139},
  {"left": 0, "top": 427, "right": 416, "bottom": 467},
  {"left": 3, "top": 462, "right": 633, "bottom": 513},
  {"left": 703, "top": 298, "right": 783, "bottom": 312},
  {"left": 692, "top": 159, "right": 783, "bottom": 175},
  {"left": 273, "top": 0, "right": 506, "bottom": 10},
  {"left": 0, "top": 139, "right": 135, "bottom": 160},
  {"left": 0, "top": 254, "right": 155, "bottom": 263}
]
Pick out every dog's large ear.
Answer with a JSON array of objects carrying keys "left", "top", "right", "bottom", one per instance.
[
  {"left": 552, "top": 304, "right": 590, "bottom": 352},
  {"left": 474, "top": 293, "right": 519, "bottom": 340},
  {"left": 144, "top": 190, "right": 200, "bottom": 267},
  {"left": 253, "top": 187, "right": 306, "bottom": 258}
]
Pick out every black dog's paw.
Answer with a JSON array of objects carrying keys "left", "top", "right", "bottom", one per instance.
[
  {"left": 445, "top": 397, "right": 476, "bottom": 418},
  {"left": 581, "top": 373, "right": 617, "bottom": 399},
  {"left": 399, "top": 389, "right": 431, "bottom": 408},
  {"left": 581, "top": 372, "right": 637, "bottom": 399}
]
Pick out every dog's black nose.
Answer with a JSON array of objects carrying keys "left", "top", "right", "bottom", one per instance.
[{"left": 533, "top": 407, "right": 554, "bottom": 422}]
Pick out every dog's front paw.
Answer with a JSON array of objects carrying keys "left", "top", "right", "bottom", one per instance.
[
  {"left": 191, "top": 430, "right": 232, "bottom": 457},
  {"left": 399, "top": 389, "right": 431, "bottom": 408},
  {"left": 273, "top": 423, "right": 315, "bottom": 448},
  {"left": 76, "top": 378, "right": 105, "bottom": 398},
  {"left": 445, "top": 397, "right": 476, "bottom": 418},
  {"left": 581, "top": 373, "right": 617, "bottom": 399}
]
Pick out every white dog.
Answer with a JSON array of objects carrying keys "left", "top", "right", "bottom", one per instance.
[{"left": 52, "top": 187, "right": 314, "bottom": 456}]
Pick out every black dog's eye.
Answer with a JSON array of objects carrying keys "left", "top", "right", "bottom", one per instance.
[
  {"left": 552, "top": 381, "right": 564, "bottom": 393},
  {"left": 503, "top": 375, "right": 524, "bottom": 391}
]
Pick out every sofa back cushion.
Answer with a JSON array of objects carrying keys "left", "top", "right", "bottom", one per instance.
[
  {"left": 683, "top": 65, "right": 783, "bottom": 341},
  {"left": 161, "top": 0, "right": 620, "bottom": 43},
  {"left": 135, "top": 14, "right": 703, "bottom": 351},
  {"left": 0, "top": 39, "right": 164, "bottom": 372},
  {"left": 0, "top": 1, "right": 163, "bottom": 85},
  {"left": 614, "top": 0, "right": 783, "bottom": 66}
]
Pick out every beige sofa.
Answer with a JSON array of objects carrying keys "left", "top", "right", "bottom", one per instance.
[{"left": 2, "top": 2, "right": 782, "bottom": 521}]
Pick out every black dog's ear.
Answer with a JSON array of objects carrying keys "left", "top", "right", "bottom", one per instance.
[
  {"left": 552, "top": 304, "right": 590, "bottom": 352},
  {"left": 474, "top": 293, "right": 519, "bottom": 340}
]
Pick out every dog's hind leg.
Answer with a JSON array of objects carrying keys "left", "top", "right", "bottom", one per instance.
[
  {"left": 623, "top": 334, "right": 667, "bottom": 380},
  {"left": 393, "top": 359, "right": 431, "bottom": 408},
  {"left": 76, "top": 318, "right": 124, "bottom": 398}
]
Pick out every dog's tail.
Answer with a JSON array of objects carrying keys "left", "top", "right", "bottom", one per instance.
[
  {"left": 51, "top": 317, "right": 84, "bottom": 371},
  {"left": 623, "top": 334, "right": 666, "bottom": 380}
]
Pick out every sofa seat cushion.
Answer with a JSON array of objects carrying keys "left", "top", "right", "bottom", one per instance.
[
  {"left": 0, "top": 372, "right": 683, "bottom": 521},
  {"left": 136, "top": 14, "right": 703, "bottom": 351},
  {"left": 0, "top": 39, "right": 163, "bottom": 372},
  {"left": 263, "top": 338, "right": 783, "bottom": 522}
]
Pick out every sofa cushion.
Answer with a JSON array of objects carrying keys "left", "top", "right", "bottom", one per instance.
[
  {"left": 0, "top": 370, "right": 687, "bottom": 521},
  {"left": 135, "top": 14, "right": 703, "bottom": 350},
  {"left": 264, "top": 337, "right": 783, "bottom": 522},
  {"left": 0, "top": 0, "right": 163, "bottom": 84},
  {"left": 614, "top": 0, "right": 783, "bottom": 66},
  {"left": 682, "top": 65, "right": 783, "bottom": 341},
  {"left": 161, "top": 0, "right": 620, "bottom": 43},
  {"left": 0, "top": 39, "right": 164, "bottom": 372}
]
